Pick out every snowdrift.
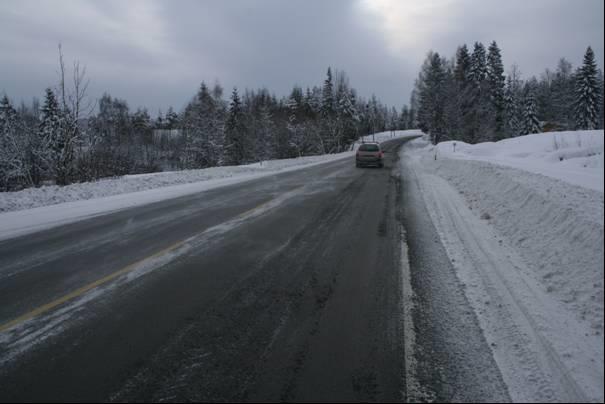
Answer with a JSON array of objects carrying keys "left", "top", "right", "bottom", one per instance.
[{"left": 434, "top": 130, "right": 604, "bottom": 192}]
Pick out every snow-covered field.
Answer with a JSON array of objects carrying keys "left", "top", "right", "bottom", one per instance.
[
  {"left": 0, "top": 130, "right": 420, "bottom": 241},
  {"left": 403, "top": 131, "right": 604, "bottom": 402},
  {"left": 433, "top": 130, "right": 604, "bottom": 192}
]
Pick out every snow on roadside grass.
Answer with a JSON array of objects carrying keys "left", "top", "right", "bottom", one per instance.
[
  {"left": 432, "top": 130, "right": 604, "bottom": 192},
  {"left": 0, "top": 130, "right": 420, "bottom": 214},
  {"left": 0, "top": 153, "right": 350, "bottom": 214}
]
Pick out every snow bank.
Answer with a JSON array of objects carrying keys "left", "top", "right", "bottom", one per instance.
[
  {"left": 0, "top": 154, "right": 349, "bottom": 214},
  {"left": 409, "top": 134, "right": 604, "bottom": 330},
  {"left": 403, "top": 135, "right": 604, "bottom": 401},
  {"left": 432, "top": 130, "right": 604, "bottom": 192}
]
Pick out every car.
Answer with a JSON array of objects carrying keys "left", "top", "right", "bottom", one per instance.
[{"left": 355, "top": 142, "right": 384, "bottom": 168}]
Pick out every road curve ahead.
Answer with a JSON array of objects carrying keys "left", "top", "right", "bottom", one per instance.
[{"left": 0, "top": 137, "right": 415, "bottom": 402}]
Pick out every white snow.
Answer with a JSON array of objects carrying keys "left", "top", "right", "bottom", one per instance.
[
  {"left": 402, "top": 132, "right": 604, "bottom": 402},
  {"left": 0, "top": 130, "right": 420, "bottom": 241},
  {"left": 432, "top": 130, "right": 604, "bottom": 192}
]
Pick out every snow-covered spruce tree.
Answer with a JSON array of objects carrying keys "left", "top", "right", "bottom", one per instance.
[
  {"left": 223, "top": 88, "right": 246, "bottom": 166},
  {"left": 408, "top": 91, "right": 417, "bottom": 129},
  {"left": 211, "top": 82, "right": 227, "bottom": 165},
  {"left": 321, "top": 67, "right": 335, "bottom": 118},
  {"left": 131, "top": 108, "right": 155, "bottom": 171},
  {"left": 399, "top": 105, "right": 409, "bottom": 130},
  {"left": 165, "top": 107, "right": 179, "bottom": 129},
  {"left": 599, "top": 69, "right": 604, "bottom": 129},
  {"left": 182, "top": 82, "right": 223, "bottom": 168},
  {"left": 321, "top": 67, "right": 339, "bottom": 152},
  {"left": 256, "top": 103, "right": 276, "bottom": 162},
  {"left": 417, "top": 52, "right": 447, "bottom": 144},
  {"left": 454, "top": 44, "right": 472, "bottom": 84},
  {"left": 487, "top": 41, "right": 506, "bottom": 139},
  {"left": 551, "top": 58, "right": 575, "bottom": 129},
  {"left": 442, "top": 57, "right": 462, "bottom": 141},
  {"left": 503, "top": 64, "right": 524, "bottom": 137},
  {"left": 574, "top": 46, "right": 601, "bottom": 130},
  {"left": 335, "top": 75, "right": 359, "bottom": 148},
  {"left": 38, "top": 88, "right": 65, "bottom": 184},
  {"left": 453, "top": 45, "right": 473, "bottom": 141},
  {"left": 0, "top": 95, "right": 29, "bottom": 190},
  {"left": 504, "top": 79, "right": 521, "bottom": 137},
  {"left": 469, "top": 42, "right": 488, "bottom": 88},
  {"left": 286, "top": 86, "right": 307, "bottom": 157},
  {"left": 465, "top": 42, "right": 493, "bottom": 143},
  {"left": 521, "top": 87, "right": 541, "bottom": 135},
  {"left": 388, "top": 106, "right": 398, "bottom": 132}
]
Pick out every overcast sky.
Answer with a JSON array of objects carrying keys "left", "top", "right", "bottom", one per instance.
[{"left": 1, "top": 0, "right": 603, "bottom": 115}]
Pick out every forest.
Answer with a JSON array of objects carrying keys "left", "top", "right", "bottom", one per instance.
[
  {"left": 0, "top": 55, "right": 403, "bottom": 191},
  {"left": 413, "top": 42, "right": 604, "bottom": 144}
]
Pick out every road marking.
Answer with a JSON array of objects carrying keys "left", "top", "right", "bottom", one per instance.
[
  {"left": 0, "top": 188, "right": 307, "bottom": 335},
  {"left": 0, "top": 240, "right": 187, "bottom": 334}
]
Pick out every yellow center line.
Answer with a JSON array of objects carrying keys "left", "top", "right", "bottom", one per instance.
[
  {"left": 0, "top": 189, "right": 303, "bottom": 334},
  {"left": 0, "top": 240, "right": 186, "bottom": 334}
]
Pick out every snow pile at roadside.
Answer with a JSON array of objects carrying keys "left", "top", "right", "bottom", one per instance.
[
  {"left": 0, "top": 154, "right": 349, "bottom": 214},
  {"left": 403, "top": 135, "right": 604, "bottom": 401},
  {"left": 410, "top": 134, "right": 603, "bottom": 330},
  {"left": 433, "top": 130, "right": 604, "bottom": 192}
]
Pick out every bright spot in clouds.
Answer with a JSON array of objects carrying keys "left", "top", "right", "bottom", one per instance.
[{"left": 357, "top": 0, "right": 456, "bottom": 57}]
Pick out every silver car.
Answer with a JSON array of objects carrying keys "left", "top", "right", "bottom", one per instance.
[{"left": 355, "top": 142, "right": 384, "bottom": 168}]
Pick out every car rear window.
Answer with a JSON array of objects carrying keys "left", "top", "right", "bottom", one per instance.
[{"left": 359, "top": 144, "right": 379, "bottom": 151}]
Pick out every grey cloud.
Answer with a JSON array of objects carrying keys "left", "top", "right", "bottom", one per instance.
[{"left": 0, "top": 0, "right": 603, "bottom": 114}]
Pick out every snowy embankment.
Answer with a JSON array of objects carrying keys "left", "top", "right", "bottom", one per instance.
[
  {"left": 403, "top": 130, "right": 603, "bottom": 402},
  {"left": 0, "top": 130, "right": 420, "bottom": 241},
  {"left": 434, "top": 130, "right": 604, "bottom": 192}
]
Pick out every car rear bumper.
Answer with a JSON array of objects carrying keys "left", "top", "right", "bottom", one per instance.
[{"left": 356, "top": 158, "right": 383, "bottom": 167}]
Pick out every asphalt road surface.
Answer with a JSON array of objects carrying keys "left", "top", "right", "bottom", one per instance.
[{"left": 0, "top": 137, "right": 414, "bottom": 402}]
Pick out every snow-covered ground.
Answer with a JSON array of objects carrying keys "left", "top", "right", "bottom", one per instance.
[
  {"left": 433, "top": 130, "right": 604, "bottom": 192},
  {"left": 402, "top": 131, "right": 603, "bottom": 402},
  {"left": 0, "top": 130, "right": 420, "bottom": 241}
]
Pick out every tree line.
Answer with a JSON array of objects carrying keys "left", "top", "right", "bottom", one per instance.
[
  {"left": 413, "top": 42, "right": 604, "bottom": 144},
  {"left": 1, "top": 55, "right": 412, "bottom": 191}
]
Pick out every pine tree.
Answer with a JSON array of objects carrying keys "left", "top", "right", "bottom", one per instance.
[
  {"left": 0, "top": 95, "right": 27, "bottom": 189},
  {"left": 165, "top": 106, "right": 179, "bottom": 129},
  {"left": 321, "top": 67, "right": 334, "bottom": 118},
  {"left": 598, "top": 70, "right": 604, "bottom": 129},
  {"left": 399, "top": 105, "right": 409, "bottom": 130},
  {"left": 574, "top": 46, "right": 601, "bottom": 130},
  {"left": 224, "top": 87, "right": 245, "bottom": 165},
  {"left": 418, "top": 52, "right": 447, "bottom": 144},
  {"left": 521, "top": 88, "right": 541, "bottom": 135},
  {"left": 336, "top": 81, "right": 358, "bottom": 147},
  {"left": 551, "top": 58, "right": 575, "bottom": 129},
  {"left": 454, "top": 44, "right": 471, "bottom": 84},
  {"left": 286, "top": 87, "right": 307, "bottom": 156},
  {"left": 469, "top": 42, "right": 487, "bottom": 87},
  {"left": 487, "top": 41, "right": 506, "bottom": 138},
  {"left": 504, "top": 79, "right": 521, "bottom": 136},
  {"left": 256, "top": 103, "right": 275, "bottom": 162},
  {"left": 39, "top": 88, "right": 64, "bottom": 183}
]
